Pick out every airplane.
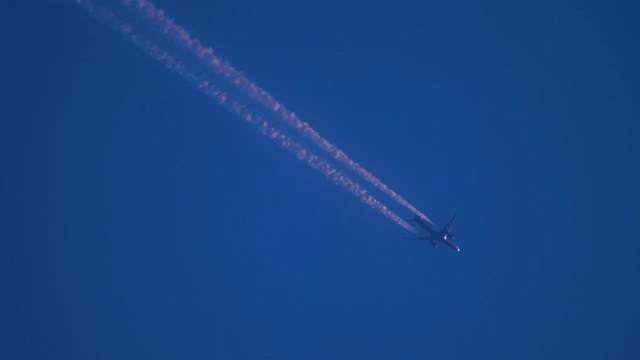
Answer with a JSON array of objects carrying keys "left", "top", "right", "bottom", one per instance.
[{"left": 403, "top": 214, "right": 460, "bottom": 252}]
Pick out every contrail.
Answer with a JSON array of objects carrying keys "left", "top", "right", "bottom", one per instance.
[
  {"left": 116, "top": 0, "right": 433, "bottom": 225},
  {"left": 73, "top": 0, "right": 416, "bottom": 233}
]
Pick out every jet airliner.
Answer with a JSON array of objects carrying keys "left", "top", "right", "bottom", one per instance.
[{"left": 404, "top": 214, "right": 460, "bottom": 252}]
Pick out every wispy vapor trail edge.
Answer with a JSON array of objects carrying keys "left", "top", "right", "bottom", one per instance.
[
  {"left": 120, "top": 0, "right": 433, "bottom": 225},
  {"left": 73, "top": 0, "right": 417, "bottom": 233}
]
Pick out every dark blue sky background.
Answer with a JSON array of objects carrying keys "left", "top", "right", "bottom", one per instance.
[{"left": 2, "top": 1, "right": 639, "bottom": 359}]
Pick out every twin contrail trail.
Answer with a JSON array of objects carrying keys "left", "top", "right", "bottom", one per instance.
[
  {"left": 119, "top": 0, "right": 433, "bottom": 225},
  {"left": 73, "top": 0, "right": 427, "bottom": 232}
]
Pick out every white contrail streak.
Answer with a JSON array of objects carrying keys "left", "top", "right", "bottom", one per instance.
[
  {"left": 116, "top": 0, "right": 433, "bottom": 225},
  {"left": 73, "top": 0, "right": 417, "bottom": 233}
]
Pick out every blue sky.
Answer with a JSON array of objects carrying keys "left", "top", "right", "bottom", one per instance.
[{"left": 2, "top": 1, "right": 639, "bottom": 359}]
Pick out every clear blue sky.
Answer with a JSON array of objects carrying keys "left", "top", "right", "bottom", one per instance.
[{"left": 2, "top": 1, "right": 639, "bottom": 359}]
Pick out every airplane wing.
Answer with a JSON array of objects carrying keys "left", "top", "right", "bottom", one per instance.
[
  {"left": 415, "top": 218, "right": 437, "bottom": 236},
  {"left": 443, "top": 213, "right": 457, "bottom": 234},
  {"left": 402, "top": 236, "right": 431, "bottom": 240}
]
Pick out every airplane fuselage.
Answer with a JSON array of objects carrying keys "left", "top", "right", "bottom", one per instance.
[
  {"left": 406, "top": 215, "right": 461, "bottom": 252},
  {"left": 438, "top": 238, "right": 460, "bottom": 252}
]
